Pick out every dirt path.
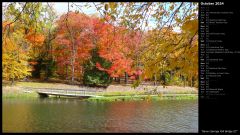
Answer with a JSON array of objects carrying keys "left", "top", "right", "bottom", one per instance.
[
  {"left": 2, "top": 82, "right": 198, "bottom": 94},
  {"left": 106, "top": 84, "right": 198, "bottom": 94}
]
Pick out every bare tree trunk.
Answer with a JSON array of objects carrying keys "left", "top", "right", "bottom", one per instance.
[
  {"left": 69, "top": 33, "right": 75, "bottom": 82},
  {"left": 125, "top": 72, "right": 128, "bottom": 84},
  {"left": 118, "top": 77, "right": 121, "bottom": 84},
  {"left": 71, "top": 57, "right": 75, "bottom": 82},
  {"left": 66, "top": 64, "right": 68, "bottom": 80},
  {"left": 45, "top": 64, "right": 48, "bottom": 80},
  {"left": 154, "top": 73, "right": 157, "bottom": 86},
  {"left": 191, "top": 76, "right": 193, "bottom": 87},
  {"left": 66, "top": 2, "right": 75, "bottom": 82},
  {"left": 183, "top": 76, "right": 186, "bottom": 87},
  {"left": 11, "top": 78, "right": 14, "bottom": 86}
]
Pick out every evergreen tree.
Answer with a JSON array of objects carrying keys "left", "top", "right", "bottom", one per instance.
[{"left": 83, "top": 48, "right": 112, "bottom": 87}]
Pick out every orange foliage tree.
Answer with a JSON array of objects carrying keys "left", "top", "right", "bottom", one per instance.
[
  {"left": 54, "top": 12, "right": 94, "bottom": 81},
  {"left": 93, "top": 18, "right": 143, "bottom": 80}
]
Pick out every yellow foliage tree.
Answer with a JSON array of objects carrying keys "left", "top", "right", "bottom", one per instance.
[
  {"left": 2, "top": 30, "right": 32, "bottom": 84},
  {"left": 140, "top": 19, "right": 198, "bottom": 87}
]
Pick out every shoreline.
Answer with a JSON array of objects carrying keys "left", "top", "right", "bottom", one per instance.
[{"left": 2, "top": 81, "right": 198, "bottom": 101}]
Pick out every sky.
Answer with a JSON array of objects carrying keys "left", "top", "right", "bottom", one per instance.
[
  {"left": 3, "top": 2, "right": 198, "bottom": 32},
  {"left": 49, "top": 2, "right": 98, "bottom": 16},
  {"left": 49, "top": 2, "right": 170, "bottom": 31},
  {"left": 48, "top": 2, "right": 193, "bottom": 32}
]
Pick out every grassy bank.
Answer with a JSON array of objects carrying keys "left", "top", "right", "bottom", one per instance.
[
  {"left": 2, "top": 83, "right": 39, "bottom": 99},
  {"left": 86, "top": 94, "right": 197, "bottom": 102},
  {"left": 3, "top": 92, "right": 39, "bottom": 99},
  {"left": 2, "top": 81, "right": 198, "bottom": 101}
]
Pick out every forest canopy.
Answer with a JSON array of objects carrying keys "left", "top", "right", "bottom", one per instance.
[{"left": 2, "top": 2, "right": 198, "bottom": 87}]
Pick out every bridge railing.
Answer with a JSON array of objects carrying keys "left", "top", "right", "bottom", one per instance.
[{"left": 31, "top": 87, "right": 103, "bottom": 96}]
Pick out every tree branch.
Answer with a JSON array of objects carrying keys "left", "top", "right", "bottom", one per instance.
[{"left": 3, "top": 2, "right": 27, "bottom": 32}]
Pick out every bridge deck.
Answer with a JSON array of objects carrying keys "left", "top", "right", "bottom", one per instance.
[
  {"left": 37, "top": 91, "right": 95, "bottom": 97},
  {"left": 25, "top": 87, "right": 104, "bottom": 98}
]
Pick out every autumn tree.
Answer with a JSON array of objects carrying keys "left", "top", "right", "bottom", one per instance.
[
  {"left": 54, "top": 12, "right": 94, "bottom": 81},
  {"left": 92, "top": 17, "right": 143, "bottom": 83},
  {"left": 140, "top": 20, "right": 198, "bottom": 87},
  {"left": 91, "top": 2, "right": 198, "bottom": 87},
  {"left": 31, "top": 3, "right": 58, "bottom": 80},
  {"left": 2, "top": 2, "right": 198, "bottom": 88},
  {"left": 2, "top": 2, "right": 55, "bottom": 81},
  {"left": 2, "top": 23, "right": 31, "bottom": 84},
  {"left": 83, "top": 48, "right": 112, "bottom": 86}
]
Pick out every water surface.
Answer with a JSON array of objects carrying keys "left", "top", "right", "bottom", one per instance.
[{"left": 3, "top": 98, "right": 198, "bottom": 133}]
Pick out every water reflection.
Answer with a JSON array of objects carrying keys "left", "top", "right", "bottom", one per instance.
[{"left": 3, "top": 99, "right": 198, "bottom": 133}]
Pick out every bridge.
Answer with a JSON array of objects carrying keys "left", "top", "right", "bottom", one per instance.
[{"left": 23, "top": 87, "right": 103, "bottom": 98}]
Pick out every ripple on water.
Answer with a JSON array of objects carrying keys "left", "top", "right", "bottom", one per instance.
[{"left": 3, "top": 99, "right": 198, "bottom": 133}]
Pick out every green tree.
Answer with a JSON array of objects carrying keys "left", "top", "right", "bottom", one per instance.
[{"left": 83, "top": 48, "right": 112, "bottom": 87}]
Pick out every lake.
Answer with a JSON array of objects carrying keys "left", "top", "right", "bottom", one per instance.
[{"left": 3, "top": 98, "right": 198, "bottom": 133}]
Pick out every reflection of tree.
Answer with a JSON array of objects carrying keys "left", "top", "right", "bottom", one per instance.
[
  {"left": 104, "top": 101, "right": 153, "bottom": 132},
  {"left": 3, "top": 101, "right": 34, "bottom": 132}
]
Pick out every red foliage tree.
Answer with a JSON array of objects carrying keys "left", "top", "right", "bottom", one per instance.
[
  {"left": 54, "top": 13, "right": 143, "bottom": 82},
  {"left": 54, "top": 12, "right": 94, "bottom": 80},
  {"left": 93, "top": 18, "right": 143, "bottom": 79}
]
